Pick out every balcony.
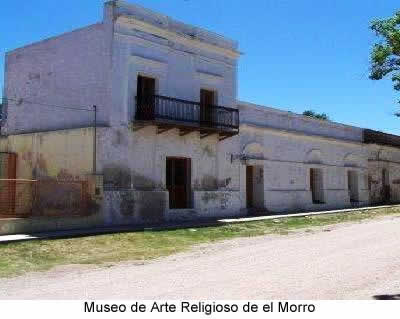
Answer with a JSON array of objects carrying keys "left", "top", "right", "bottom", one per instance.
[{"left": 133, "top": 95, "right": 239, "bottom": 140}]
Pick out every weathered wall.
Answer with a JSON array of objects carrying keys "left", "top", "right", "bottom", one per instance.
[
  {"left": 238, "top": 120, "right": 369, "bottom": 213},
  {"left": 109, "top": 7, "right": 239, "bottom": 127},
  {"left": 4, "top": 1, "right": 397, "bottom": 234},
  {"left": 102, "top": 190, "right": 168, "bottom": 225},
  {"left": 193, "top": 191, "right": 242, "bottom": 218},
  {"left": 0, "top": 128, "right": 94, "bottom": 180},
  {"left": 3, "top": 23, "right": 111, "bottom": 134},
  {"left": 239, "top": 102, "right": 363, "bottom": 142},
  {"left": 97, "top": 126, "right": 243, "bottom": 221},
  {"left": 0, "top": 136, "right": 11, "bottom": 178},
  {"left": 366, "top": 144, "right": 400, "bottom": 204}
]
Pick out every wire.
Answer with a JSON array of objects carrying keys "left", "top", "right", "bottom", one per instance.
[{"left": 1, "top": 97, "right": 96, "bottom": 112}]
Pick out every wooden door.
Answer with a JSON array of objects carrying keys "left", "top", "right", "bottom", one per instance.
[
  {"left": 0, "top": 153, "right": 17, "bottom": 216},
  {"left": 200, "top": 89, "right": 215, "bottom": 126},
  {"left": 246, "top": 166, "right": 254, "bottom": 208},
  {"left": 137, "top": 76, "right": 156, "bottom": 120},
  {"left": 166, "top": 158, "right": 191, "bottom": 209}
]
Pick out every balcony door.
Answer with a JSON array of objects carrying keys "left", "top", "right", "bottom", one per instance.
[
  {"left": 200, "top": 89, "right": 215, "bottom": 126},
  {"left": 137, "top": 75, "right": 156, "bottom": 120}
]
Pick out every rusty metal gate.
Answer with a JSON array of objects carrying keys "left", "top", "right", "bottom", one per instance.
[
  {"left": 0, "top": 179, "right": 36, "bottom": 217},
  {"left": 0, "top": 153, "right": 19, "bottom": 217}
]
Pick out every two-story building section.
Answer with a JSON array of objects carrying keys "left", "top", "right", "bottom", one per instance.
[{"left": 1, "top": 1, "right": 242, "bottom": 226}]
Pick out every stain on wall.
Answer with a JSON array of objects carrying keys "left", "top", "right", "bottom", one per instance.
[
  {"left": 103, "top": 165, "right": 131, "bottom": 189},
  {"left": 120, "top": 192, "right": 135, "bottom": 216},
  {"left": 1, "top": 128, "right": 94, "bottom": 180}
]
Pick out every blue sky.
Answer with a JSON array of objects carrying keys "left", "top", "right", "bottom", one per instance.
[{"left": 1, "top": 0, "right": 399, "bottom": 133}]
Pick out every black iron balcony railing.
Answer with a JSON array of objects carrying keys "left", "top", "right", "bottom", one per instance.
[{"left": 135, "top": 95, "right": 239, "bottom": 130}]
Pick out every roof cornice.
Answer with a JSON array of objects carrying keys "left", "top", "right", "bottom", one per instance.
[{"left": 116, "top": 15, "right": 241, "bottom": 60}]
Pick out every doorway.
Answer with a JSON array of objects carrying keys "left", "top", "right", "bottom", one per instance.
[
  {"left": 246, "top": 165, "right": 265, "bottom": 211},
  {"left": 347, "top": 171, "right": 359, "bottom": 202},
  {"left": 382, "top": 168, "right": 390, "bottom": 202},
  {"left": 166, "top": 157, "right": 191, "bottom": 209},
  {"left": 0, "top": 153, "right": 17, "bottom": 216},
  {"left": 310, "top": 168, "right": 324, "bottom": 204},
  {"left": 200, "top": 89, "right": 216, "bottom": 126},
  {"left": 246, "top": 166, "right": 254, "bottom": 208},
  {"left": 137, "top": 75, "right": 156, "bottom": 120}
]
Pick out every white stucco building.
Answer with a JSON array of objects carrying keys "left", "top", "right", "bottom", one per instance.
[{"left": 2, "top": 1, "right": 400, "bottom": 230}]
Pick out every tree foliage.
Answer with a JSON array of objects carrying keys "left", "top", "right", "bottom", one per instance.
[
  {"left": 370, "top": 11, "right": 400, "bottom": 105},
  {"left": 302, "top": 110, "right": 329, "bottom": 121}
]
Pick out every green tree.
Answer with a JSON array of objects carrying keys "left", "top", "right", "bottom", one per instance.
[
  {"left": 302, "top": 110, "right": 329, "bottom": 121},
  {"left": 369, "top": 11, "right": 400, "bottom": 109}
]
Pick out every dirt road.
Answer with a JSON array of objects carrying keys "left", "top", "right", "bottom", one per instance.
[{"left": 1, "top": 216, "right": 400, "bottom": 299}]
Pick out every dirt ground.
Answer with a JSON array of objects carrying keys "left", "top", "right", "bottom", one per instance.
[{"left": 1, "top": 215, "right": 400, "bottom": 300}]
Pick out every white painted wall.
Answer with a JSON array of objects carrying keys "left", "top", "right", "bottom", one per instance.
[
  {"left": 237, "top": 102, "right": 370, "bottom": 213},
  {"left": 4, "top": 23, "right": 112, "bottom": 134},
  {"left": 109, "top": 3, "right": 239, "bottom": 127},
  {"left": 239, "top": 101, "right": 363, "bottom": 142}
]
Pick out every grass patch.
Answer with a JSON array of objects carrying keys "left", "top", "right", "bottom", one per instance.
[{"left": 1, "top": 207, "right": 399, "bottom": 278}]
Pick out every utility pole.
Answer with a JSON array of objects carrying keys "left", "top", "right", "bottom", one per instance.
[{"left": 93, "top": 105, "right": 97, "bottom": 174}]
